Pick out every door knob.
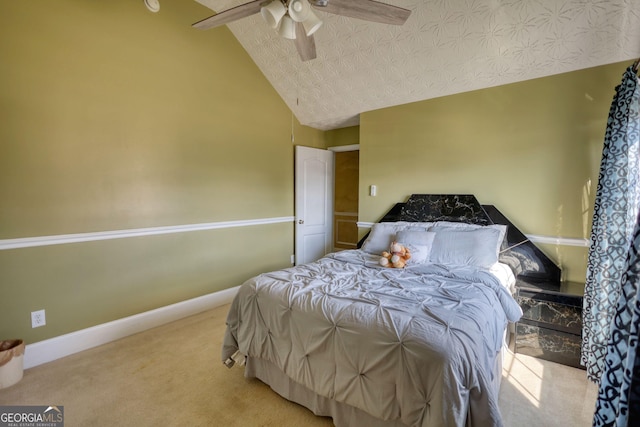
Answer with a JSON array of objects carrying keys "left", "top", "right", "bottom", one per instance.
[{"left": 298, "top": 219, "right": 304, "bottom": 224}]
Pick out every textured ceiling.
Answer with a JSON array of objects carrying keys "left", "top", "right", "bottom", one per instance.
[{"left": 194, "top": 0, "right": 640, "bottom": 130}]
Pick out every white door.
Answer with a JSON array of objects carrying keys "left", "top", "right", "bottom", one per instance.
[{"left": 295, "top": 146, "right": 334, "bottom": 265}]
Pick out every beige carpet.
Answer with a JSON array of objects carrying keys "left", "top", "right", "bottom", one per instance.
[{"left": 0, "top": 304, "right": 598, "bottom": 426}]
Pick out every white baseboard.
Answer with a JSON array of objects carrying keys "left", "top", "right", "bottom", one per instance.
[{"left": 23, "top": 286, "right": 239, "bottom": 369}]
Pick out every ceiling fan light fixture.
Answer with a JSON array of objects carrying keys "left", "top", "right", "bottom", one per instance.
[
  {"left": 288, "top": 0, "right": 311, "bottom": 23},
  {"left": 278, "top": 15, "right": 297, "bottom": 40},
  {"left": 302, "top": 9, "right": 322, "bottom": 36},
  {"left": 144, "top": 0, "right": 160, "bottom": 13},
  {"left": 261, "top": 1, "right": 287, "bottom": 29}
]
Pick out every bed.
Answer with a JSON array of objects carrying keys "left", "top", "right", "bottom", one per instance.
[{"left": 221, "top": 195, "right": 548, "bottom": 427}]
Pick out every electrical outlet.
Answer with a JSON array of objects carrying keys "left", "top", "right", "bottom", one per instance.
[{"left": 31, "top": 309, "right": 46, "bottom": 328}]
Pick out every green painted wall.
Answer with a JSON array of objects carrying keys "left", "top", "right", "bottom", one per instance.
[
  {"left": 0, "top": 0, "right": 625, "bottom": 344},
  {"left": 326, "top": 126, "right": 360, "bottom": 148},
  {"left": 293, "top": 117, "right": 328, "bottom": 149},
  {"left": 0, "top": 0, "right": 298, "bottom": 343},
  {"left": 360, "top": 62, "right": 629, "bottom": 283}
]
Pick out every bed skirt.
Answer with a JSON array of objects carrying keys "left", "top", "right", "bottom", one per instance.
[
  {"left": 246, "top": 356, "right": 409, "bottom": 427},
  {"left": 244, "top": 344, "right": 506, "bottom": 427},
  {"left": 245, "top": 348, "right": 506, "bottom": 427}
]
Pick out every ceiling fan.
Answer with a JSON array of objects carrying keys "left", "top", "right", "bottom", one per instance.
[{"left": 193, "top": 0, "right": 412, "bottom": 61}]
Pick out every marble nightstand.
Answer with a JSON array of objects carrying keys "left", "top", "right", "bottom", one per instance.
[{"left": 514, "top": 279, "right": 585, "bottom": 369}]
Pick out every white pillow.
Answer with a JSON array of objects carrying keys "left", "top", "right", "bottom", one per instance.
[
  {"left": 361, "top": 222, "right": 432, "bottom": 254},
  {"left": 430, "top": 221, "right": 480, "bottom": 228},
  {"left": 428, "top": 227, "right": 504, "bottom": 268},
  {"left": 430, "top": 222, "right": 507, "bottom": 256},
  {"left": 395, "top": 230, "right": 436, "bottom": 264}
]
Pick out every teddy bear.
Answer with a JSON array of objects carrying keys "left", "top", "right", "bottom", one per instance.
[{"left": 379, "top": 241, "right": 412, "bottom": 268}]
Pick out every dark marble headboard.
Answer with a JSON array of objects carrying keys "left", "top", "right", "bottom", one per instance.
[
  {"left": 399, "top": 194, "right": 492, "bottom": 225},
  {"left": 359, "top": 194, "right": 561, "bottom": 286}
]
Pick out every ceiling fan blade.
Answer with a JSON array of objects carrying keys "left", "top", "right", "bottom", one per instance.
[
  {"left": 193, "top": 0, "right": 265, "bottom": 30},
  {"left": 311, "top": 0, "right": 411, "bottom": 25},
  {"left": 295, "top": 23, "right": 317, "bottom": 62}
]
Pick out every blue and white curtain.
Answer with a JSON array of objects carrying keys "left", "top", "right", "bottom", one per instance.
[
  {"left": 582, "top": 62, "right": 640, "bottom": 426},
  {"left": 582, "top": 63, "right": 640, "bottom": 384},
  {"left": 593, "top": 211, "right": 640, "bottom": 426}
]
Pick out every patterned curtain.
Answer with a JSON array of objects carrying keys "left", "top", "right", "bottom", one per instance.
[
  {"left": 593, "top": 211, "right": 640, "bottom": 426},
  {"left": 582, "top": 63, "right": 640, "bottom": 383}
]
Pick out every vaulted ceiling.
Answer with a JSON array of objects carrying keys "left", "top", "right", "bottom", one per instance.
[{"left": 194, "top": 0, "right": 640, "bottom": 130}]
